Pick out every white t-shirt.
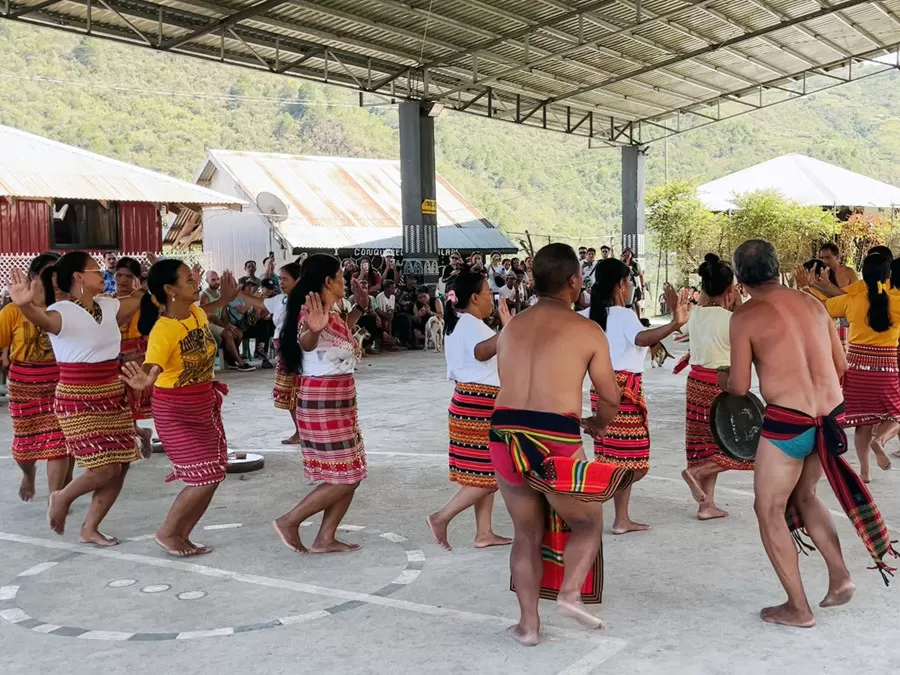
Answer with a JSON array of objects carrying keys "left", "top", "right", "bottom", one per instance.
[
  {"left": 48, "top": 296, "right": 121, "bottom": 363},
  {"left": 445, "top": 313, "right": 500, "bottom": 387},
  {"left": 498, "top": 284, "right": 517, "bottom": 302},
  {"left": 681, "top": 306, "right": 731, "bottom": 369},
  {"left": 489, "top": 265, "right": 506, "bottom": 292},
  {"left": 375, "top": 292, "right": 395, "bottom": 312},
  {"left": 263, "top": 295, "right": 288, "bottom": 336},
  {"left": 604, "top": 306, "right": 648, "bottom": 373}
]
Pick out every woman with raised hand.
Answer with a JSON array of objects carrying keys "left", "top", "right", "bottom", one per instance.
[
  {"left": 427, "top": 271, "right": 513, "bottom": 551},
  {"left": 273, "top": 254, "right": 372, "bottom": 554},
  {"left": 8, "top": 252, "right": 145, "bottom": 546},
  {"left": 0, "top": 253, "right": 71, "bottom": 502},
  {"left": 119, "top": 260, "right": 239, "bottom": 556}
]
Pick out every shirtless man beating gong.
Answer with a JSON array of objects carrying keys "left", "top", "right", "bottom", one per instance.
[{"left": 724, "top": 240, "right": 855, "bottom": 628}]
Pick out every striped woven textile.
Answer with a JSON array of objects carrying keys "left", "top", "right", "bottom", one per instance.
[
  {"left": 592, "top": 371, "right": 650, "bottom": 471},
  {"left": 762, "top": 403, "right": 898, "bottom": 584},
  {"left": 152, "top": 382, "right": 228, "bottom": 486},
  {"left": 685, "top": 365, "right": 754, "bottom": 471},
  {"left": 842, "top": 344, "right": 900, "bottom": 428},
  {"left": 836, "top": 321, "right": 849, "bottom": 351},
  {"left": 272, "top": 340, "right": 297, "bottom": 411},
  {"left": 296, "top": 373, "right": 367, "bottom": 484},
  {"left": 448, "top": 382, "right": 499, "bottom": 489},
  {"left": 121, "top": 337, "right": 153, "bottom": 420},
  {"left": 8, "top": 361, "right": 67, "bottom": 462},
  {"left": 55, "top": 361, "right": 140, "bottom": 469}
]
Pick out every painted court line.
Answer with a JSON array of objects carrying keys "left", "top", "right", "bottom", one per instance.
[
  {"left": 0, "top": 531, "right": 624, "bottom": 648},
  {"left": 17, "top": 562, "right": 57, "bottom": 577},
  {"left": 203, "top": 523, "right": 243, "bottom": 531}
]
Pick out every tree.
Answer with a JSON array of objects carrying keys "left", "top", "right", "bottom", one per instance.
[{"left": 839, "top": 212, "right": 887, "bottom": 269}]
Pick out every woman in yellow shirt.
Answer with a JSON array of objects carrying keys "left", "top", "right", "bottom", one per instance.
[
  {"left": 0, "top": 253, "right": 71, "bottom": 501},
  {"left": 824, "top": 252, "right": 900, "bottom": 482},
  {"left": 121, "top": 259, "right": 238, "bottom": 557}
]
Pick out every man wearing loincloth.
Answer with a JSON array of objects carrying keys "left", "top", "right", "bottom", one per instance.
[
  {"left": 490, "top": 243, "right": 625, "bottom": 645},
  {"left": 724, "top": 240, "right": 856, "bottom": 628}
]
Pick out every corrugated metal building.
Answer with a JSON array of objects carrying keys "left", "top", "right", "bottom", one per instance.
[
  {"left": 193, "top": 150, "right": 516, "bottom": 273},
  {"left": 0, "top": 125, "right": 243, "bottom": 255}
]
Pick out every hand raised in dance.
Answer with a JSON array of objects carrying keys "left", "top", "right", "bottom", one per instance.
[
  {"left": 8, "top": 269, "right": 36, "bottom": 306},
  {"left": 793, "top": 264, "right": 811, "bottom": 289},
  {"left": 119, "top": 361, "right": 160, "bottom": 392},
  {"left": 191, "top": 263, "right": 204, "bottom": 289},
  {"left": 662, "top": 282, "right": 679, "bottom": 314},
  {"left": 497, "top": 298, "right": 515, "bottom": 327},
  {"left": 351, "top": 277, "right": 370, "bottom": 310},
  {"left": 219, "top": 270, "right": 239, "bottom": 303},
  {"left": 303, "top": 292, "right": 329, "bottom": 333},
  {"left": 672, "top": 288, "right": 692, "bottom": 327}
]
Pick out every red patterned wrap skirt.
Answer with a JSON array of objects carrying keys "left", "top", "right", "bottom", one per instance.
[
  {"left": 55, "top": 361, "right": 140, "bottom": 469},
  {"left": 448, "top": 382, "right": 499, "bottom": 489},
  {"left": 836, "top": 321, "right": 849, "bottom": 352},
  {"left": 592, "top": 371, "right": 650, "bottom": 472},
  {"left": 8, "top": 361, "right": 67, "bottom": 462},
  {"left": 295, "top": 374, "right": 367, "bottom": 484},
  {"left": 842, "top": 344, "right": 900, "bottom": 427},
  {"left": 152, "top": 381, "right": 229, "bottom": 487},
  {"left": 121, "top": 337, "right": 153, "bottom": 420},
  {"left": 272, "top": 339, "right": 298, "bottom": 411},
  {"left": 685, "top": 365, "right": 754, "bottom": 471}
]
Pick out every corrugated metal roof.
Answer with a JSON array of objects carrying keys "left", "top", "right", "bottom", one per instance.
[
  {"left": 198, "top": 150, "right": 517, "bottom": 252},
  {"left": 0, "top": 125, "right": 245, "bottom": 206},
  {"left": 697, "top": 153, "right": 900, "bottom": 210}
]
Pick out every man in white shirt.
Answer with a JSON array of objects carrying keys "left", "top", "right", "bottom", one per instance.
[
  {"left": 581, "top": 248, "right": 598, "bottom": 284},
  {"left": 375, "top": 280, "right": 397, "bottom": 344},
  {"left": 498, "top": 274, "right": 521, "bottom": 313}
]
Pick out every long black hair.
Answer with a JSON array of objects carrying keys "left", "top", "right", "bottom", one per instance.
[
  {"left": 116, "top": 256, "right": 142, "bottom": 278},
  {"left": 41, "top": 251, "right": 92, "bottom": 307},
  {"left": 862, "top": 252, "right": 892, "bottom": 333},
  {"left": 27, "top": 253, "right": 59, "bottom": 306},
  {"left": 698, "top": 253, "right": 733, "bottom": 298},
  {"left": 589, "top": 258, "right": 630, "bottom": 331},
  {"left": 137, "top": 259, "right": 183, "bottom": 336},
  {"left": 280, "top": 254, "right": 342, "bottom": 375},
  {"left": 444, "top": 271, "right": 486, "bottom": 336},
  {"left": 281, "top": 261, "right": 302, "bottom": 281}
]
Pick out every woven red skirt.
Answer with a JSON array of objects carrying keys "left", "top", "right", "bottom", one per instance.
[
  {"left": 7, "top": 361, "right": 67, "bottom": 462},
  {"left": 295, "top": 374, "right": 367, "bottom": 484},
  {"left": 836, "top": 321, "right": 849, "bottom": 352},
  {"left": 448, "top": 382, "right": 499, "bottom": 489},
  {"left": 842, "top": 344, "right": 900, "bottom": 427},
  {"left": 152, "top": 381, "right": 228, "bottom": 486},
  {"left": 685, "top": 365, "right": 754, "bottom": 471},
  {"left": 272, "top": 339, "right": 297, "bottom": 411},
  {"left": 121, "top": 337, "right": 152, "bottom": 420},
  {"left": 55, "top": 361, "right": 140, "bottom": 469},
  {"left": 592, "top": 371, "right": 650, "bottom": 471}
]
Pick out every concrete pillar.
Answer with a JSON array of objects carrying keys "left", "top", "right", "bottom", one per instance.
[
  {"left": 621, "top": 144, "right": 647, "bottom": 260},
  {"left": 399, "top": 101, "right": 439, "bottom": 284}
]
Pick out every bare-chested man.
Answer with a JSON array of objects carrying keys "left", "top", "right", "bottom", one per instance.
[
  {"left": 489, "top": 243, "right": 623, "bottom": 646},
  {"left": 725, "top": 239, "right": 854, "bottom": 628},
  {"left": 819, "top": 242, "right": 858, "bottom": 288}
]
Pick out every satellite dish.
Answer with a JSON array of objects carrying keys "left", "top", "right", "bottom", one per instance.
[{"left": 256, "top": 191, "right": 289, "bottom": 222}]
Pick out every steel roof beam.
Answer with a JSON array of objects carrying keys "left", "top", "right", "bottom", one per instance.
[
  {"left": 7, "top": 0, "right": 61, "bottom": 19},
  {"left": 158, "top": 0, "right": 289, "bottom": 50}
]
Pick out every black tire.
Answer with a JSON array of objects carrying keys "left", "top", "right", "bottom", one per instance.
[
  {"left": 226, "top": 453, "right": 265, "bottom": 474},
  {"left": 152, "top": 439, "right": 166, "bottom": 454}
]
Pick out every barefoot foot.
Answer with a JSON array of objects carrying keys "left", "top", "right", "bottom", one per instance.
[
  {"left": 281, "top": 433, "right": 301, "bottom": 446},
  {"left": 80, "top": 530, "right": 120, "bottom": 547},
  {"left": 681, "top": 469, "right": 707, "bottom": 504},
  {"left": 47, "top": 490, "right": 68, "bottom": 535},
  {"left": 557, "top": 597, "right": 605, "bottom": 629},
  {"left": 697, "top": 505, "right": 729, "bottom": 521},
  {"left": 138, "top": 428, "right": 153, "bottom": 459},
  {"left": 473, "top": 533, "right": 513, "bottom": 548},
  {"left": 427, "top": 513, "right": 452, "bottom": 551},
  {"left": 871, "top": 439, "right": 892, "bottom": 471},
  {"left": 760, "top": 603, "right": 816, "bottom": 628},
  {"left": 272, "top": 519, "right": 308, "bottom": 553},
  {"left": 154, "top": 535, "right": 194, "bottom": 557},
  {"left": 507, "top": 624, "right": 540, "bottom": 646},
  {"left": 611, "top": 520, "right": 650, "bottom": 535},
  {"left": 309, "top": 539, "right": 361, "bottom": 554},
  {"left": 187, "top": 540, "right": 213, "bottom": 555},
  {"left": 820, "top": 580, "right": 856, "bottom": 608},
  {"left": 18, "top": 467, "right": 36, "bottom": 502}
]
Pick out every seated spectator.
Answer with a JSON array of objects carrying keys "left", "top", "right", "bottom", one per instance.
[
  {"left": 200, "top": 270, "right": 255, "bottom": 372},
  {"left": 375, "top": 280, "right": 398, "bottom": 348},
  {"left": 240, "top": 259, "right": 260, "bottom": 286},
  {"left": 354, "top": 279, "right": 381, "bottom": 354},
  {"left": 342, "top": 258, "right": 358, "bottom": 291},
  {"left": 488, "top": 252, "right": 506, "bottom": 292},
  {"left": 415, "top": 285, "right": 443, "bottom": 323},
  {"left": 356, "top": 258, "right": 382, "bottom": 296},
  {"left": 498, "top": 273, "right": 525, "bottom": 314},
  {"left": 382, "top": 249, "right": 402, "bottom": 286}
]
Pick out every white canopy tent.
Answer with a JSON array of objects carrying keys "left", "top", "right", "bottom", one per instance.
[{"left": 697, "top": 154, "right": 900, "bottom": 212}]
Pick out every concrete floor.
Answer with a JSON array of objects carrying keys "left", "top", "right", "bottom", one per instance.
[{"left": 0, "top": 346, "right": 898, "bottom": 675}]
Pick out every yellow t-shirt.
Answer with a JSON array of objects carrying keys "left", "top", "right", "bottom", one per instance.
[
  {"left": 144, "top": 305, "right": 217, "bottom": 388},
  {"left": 826, "top": 291, "right": 900, "bottom": 347},
  {"left": 120, "top": 311, "right": 142, "bottom": 340},
  {"left": 0, "top": 303, "right": 54, "bottom": 362}
]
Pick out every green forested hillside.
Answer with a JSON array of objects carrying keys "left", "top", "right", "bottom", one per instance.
[{"left": 3, "top": 21, "right": 900, "bottom": 246}]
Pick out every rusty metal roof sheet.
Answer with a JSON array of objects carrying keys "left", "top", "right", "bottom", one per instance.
[
  {"left": 198, "top": 149, "right": 516, "bottom": 251},
  {"left": 0, "top": 125, "right": 245, "bottom": 206}
]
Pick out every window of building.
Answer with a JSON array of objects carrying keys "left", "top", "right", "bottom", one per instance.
[{"left": 50, "top": 200, "right": 120, "bottom": 249}]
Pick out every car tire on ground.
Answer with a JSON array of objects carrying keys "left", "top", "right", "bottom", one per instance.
[{"left": 226, "top": 452, "right": 265, "bottom": 474}]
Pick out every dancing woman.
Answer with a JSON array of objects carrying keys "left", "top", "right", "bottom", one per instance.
[
  {"left": 679, "top": 254, "right": 752, "bottom": 520},
  {"left": 120, "top": 260, "right": 238, "bottom": 556},
  {"left": 427, "top": 271, "right": 513, "bottom": 550},
  {"left": 0, "top": 253, "right": 71, "bottom": 502},
  {"left": 273, "top": 254, "right": 371, "bottom": 554},
  {"left": 9, "top": 252, "right": 144, "bottom": 545},
  {"left": 588, "top": 259, "right": 689, "bottom": 533},
  {"left": 235, "top": 262, "right": 302, "bottom": 444}
]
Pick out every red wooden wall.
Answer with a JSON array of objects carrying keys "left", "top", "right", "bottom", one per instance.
[
  {"left": 119, "top": 202, "right": 162, "bottom": 253},
  {"left": 0, "top": 198, "right": 50, "bottom": 253}
]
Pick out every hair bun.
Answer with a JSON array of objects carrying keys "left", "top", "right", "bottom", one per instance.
[{"left": 704, "top": 253, "right": 720, "bottom": 265}]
